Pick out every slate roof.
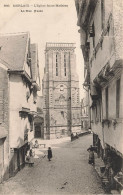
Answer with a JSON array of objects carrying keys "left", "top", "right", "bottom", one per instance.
[
  {"left": 0, "top": 32, "right": 40, "bottom": 89},
  {"left": 0, "top": 32, "right": 29, "bottom": 70}
]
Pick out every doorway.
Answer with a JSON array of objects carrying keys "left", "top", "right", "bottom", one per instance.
[{"left": 35, "top": 125, "right": 41, "bottom": 138}]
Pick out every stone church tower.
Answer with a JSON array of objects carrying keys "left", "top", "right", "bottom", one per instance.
[{"left": 43, "top": 43, "right": 81, "bottom": 139}]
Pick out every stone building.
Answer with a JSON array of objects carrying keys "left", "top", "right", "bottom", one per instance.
[
  {"left": 0, "top": 32, "right": 40, "bottom": 179},
  {"left": 34, "top": 96, "right": 44, "bottom": 139},
  {"left": 43, "top": 43, "right": 81, "bottom": 139},
  {"left": 0, "top": 60, "right": 9, "bottom": 183},
  {"left": 75, "top": 0, "right": 123, "bottom": 191},
  {"left": 81, "top": 92, "right": 89, "bottom": 130}
]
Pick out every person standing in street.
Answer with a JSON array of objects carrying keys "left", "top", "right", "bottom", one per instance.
[
  {"left": 29, "top": 149, "right": 34, "bottom": 166},
  {"left": 48, "top": 147, "right": 52, "bottom": 161},
  {"left": 87, "top": 145, "right": 95, "bottom": 165}
]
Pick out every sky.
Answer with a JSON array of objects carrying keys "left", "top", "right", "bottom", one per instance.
[{"left": 0, "top": 0, "right": 85, "bottom": 98}]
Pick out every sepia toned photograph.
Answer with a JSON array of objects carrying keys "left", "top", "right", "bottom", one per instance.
[{"left": 0, "top": 0, "right": 123, "bottom": 194}]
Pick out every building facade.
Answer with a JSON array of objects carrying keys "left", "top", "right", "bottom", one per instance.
[
  {"left": 0, "top": 32, "right": 40, "bottom": 178},
  {"left": 75, "top": 0, "right": 123, "bottom": 191},
  {"left": 0, "top": 61, "right": 9, "bottom": 182},
  {"left": 43, "top": 43, "right": 81, "bottom": 139},
  {"left": 81, "top": 93, "right": 89, "bottom": 130},
  {"left": 34, "top": 96, "right": 44, "bottom": 139}
]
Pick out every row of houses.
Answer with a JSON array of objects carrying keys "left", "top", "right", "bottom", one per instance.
[
  {"left": 75, "top": 0, "right": 123, "bottom": 191},
  {"left": 0, "top": 32, "right": 43, "bottom": 182}
]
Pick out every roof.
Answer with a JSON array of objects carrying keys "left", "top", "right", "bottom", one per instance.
[
  {"left": 0, "top": 32, "right": 40, "bottom": 89},
  {"left": 0, "top": 32, "right": 29, "bottom": 70}
]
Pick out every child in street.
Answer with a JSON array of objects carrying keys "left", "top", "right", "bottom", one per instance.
[{"left": 48, "top": 147, "right": 52, "bottom": 161}]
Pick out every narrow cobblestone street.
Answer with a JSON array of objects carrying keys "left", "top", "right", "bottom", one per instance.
[{"left": 0, "top": 134, "right": 105, "bottom": 194}]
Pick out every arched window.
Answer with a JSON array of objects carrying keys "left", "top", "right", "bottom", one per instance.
[
  {"left": 56, "top": 54, "right": 58, "bottom": 76},
  {"left": 64, "top": 54, "right": 66, "bottom": 76}
]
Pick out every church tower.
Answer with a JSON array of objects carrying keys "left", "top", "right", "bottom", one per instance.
[{"left": 43, "top": 43, "right": 81, "bottom": 139}]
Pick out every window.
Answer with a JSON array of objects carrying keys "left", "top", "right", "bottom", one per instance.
[
  {"left": 61, "top": 111, "right": 64, "bottom": 117},
  {"left": 60, "top": 85, "right": 64, "bottom": 91},
  {"left": 77, "top": 114, "right": 79, "bottom": 119},
  {"left": 56, "top": 54, "right": 58, "bottom": 76},
  {"left": 116, "top": 79, "right": 120, "bottom": 118},
  {"left": 27, "top": 53, "right": 31, "bottom": 66},
  {"left": 90, "top": 23, "right": 95, "bottom": 37},
  {"left": 44, "top": 95, "right": 46, "bottom": 105},
  {"left": 101, "top": 0, "right": 105, "bottom": 29},
  {"left": 64, "top": 54, "right": 67, "bottom": 76},
  {"left": 77, "top": 90, "right": 79, "bottom": 104},
  {"left": 105, "top": 87, "right": 108, "bottom": 118},
  {"left": 90, "top": 22, "right": 95, "bottom": 48},
  {"left": 72, "top": 94, "right": 74, "bottom": 103},
  {"left": 50, "top": 94, "right": 52, "bottom": 104}
]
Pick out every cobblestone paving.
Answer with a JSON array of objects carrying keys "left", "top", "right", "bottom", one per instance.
[{"left": 0, "top": 134, "right": 105, "bottom": 194}]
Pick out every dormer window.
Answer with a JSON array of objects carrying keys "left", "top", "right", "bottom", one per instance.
[
  {"left": 89, "top": 23, "right": 95, "bottom": 37},
  {"left": 27, "top": 54, "right": 31, "bottom": 66}
]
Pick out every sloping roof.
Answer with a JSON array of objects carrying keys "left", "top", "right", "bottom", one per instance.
[
  {"left": 30, "top": 43, "right": 37, "bottom": 81},
  {"left": 0, "top": 32, "right": 29, "bottom": 70}
]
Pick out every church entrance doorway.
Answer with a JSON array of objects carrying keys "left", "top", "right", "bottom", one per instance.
[{"left": 35, "top": 125, "right": 41, "bottom": 138}]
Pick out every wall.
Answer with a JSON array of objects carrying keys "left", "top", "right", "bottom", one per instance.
[
  {"left": 9, "top": 74, "right": 36, "bottom": 148},
  {"left": 102, "top": 71, "right": 123, "bottom": 154},
  {"left": 89, "top": 0, "right": 115, "bottom": 82},
  {"left": 82, "top": 0, "right": 123, "bottom": 155},
  {"left": 0, "top": 65, "right": 9, "bottom": 181}
]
